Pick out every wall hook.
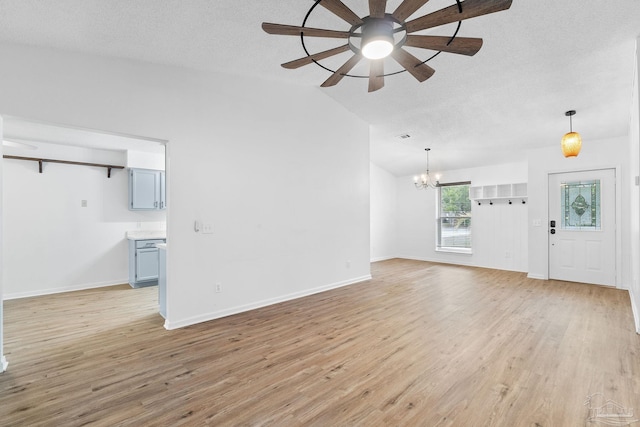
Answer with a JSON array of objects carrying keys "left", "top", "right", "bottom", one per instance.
[
  {"left": 489, "top": 200, "right": 493, "bottom": 205},
  {"left": 508, "top": 200, "right": 512, "bottom": 205},
  {"left": 522, "top": 199, "right": 526, "bottom": 204}
]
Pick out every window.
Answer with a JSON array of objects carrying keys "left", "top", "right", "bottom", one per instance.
[
  {"left": 437, "top": 182, "right": 472, "bottom": 252},
  {"left": 560, "top": 180, "right": 601, "bottom": 230}
]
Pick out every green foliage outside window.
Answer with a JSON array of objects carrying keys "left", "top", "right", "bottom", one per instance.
[
  {"left": 440, "top": 185, "right": 471, "bottom": 215},
  {"left": 438, "top": 184, "right": 471, "bottom": 249}
]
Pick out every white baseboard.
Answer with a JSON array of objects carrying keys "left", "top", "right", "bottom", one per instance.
[
  {"left": 164, "top": 274, "right": 372, "bottom": 330},
  {"left": 370, "top": 256, "right": 396, "bottom": 263},
  {"left": 3, "top": 279, "right": 130, "bottom": 300},
  {"left": 1, "top": 356, "right": 8, "bottom": 373},
  {"left": 397, "top": 254, "right": 475, "bottom": 267},
  {"left": 527, "top": 273, "right": 547, "bottom": 280},
  {"left": 629, "top": 287, "right": 640, "bottom": 334}
]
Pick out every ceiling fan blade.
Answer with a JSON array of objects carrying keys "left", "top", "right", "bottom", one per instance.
[
  {"left": 262, "top": 22, "right": 350, "bottom": 39},
  {"left": 321, "top": 54, "right": 363, "bottom": 87},
  {"left": 317, "top": 0, "right": 363, "bottom": 26},
  {"left": 404, "top": 35, "right": 483, "bottom": 56},
  {"left": 391, "top": 48, "right": 435, "bottom": 82},
  {"left": 392, "top": 0, "right": 432, "bottom": 22},
  {"left": 282, "top": 45, "right": 351, "bottom": 69},
  {"left": 369, "top": 0, "right": 388, "bottom": 19},
  {"left": 405, "top": 0, "right": 513, "bottom": 33},
  {"left": 368, "top": 60, "right": 385, "bottom": 92}
]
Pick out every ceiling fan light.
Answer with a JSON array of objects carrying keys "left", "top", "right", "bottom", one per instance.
[
  {"left": 561, "top": 131, "right": 582, "bottom": 158},
  {"left": 361, "top": 19, "right": 394, "bottom": 60},
  {"left": 362, "top": 38, "right": 393, "bottom": 59}
]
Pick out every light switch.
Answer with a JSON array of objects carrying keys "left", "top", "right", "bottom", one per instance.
[{"left": 81, "top": 200, "right": 88, "bottom": 208}]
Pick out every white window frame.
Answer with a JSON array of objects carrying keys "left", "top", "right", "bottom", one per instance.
[{"left": 436, "top": 181, "right": 472, "bottom": 254}]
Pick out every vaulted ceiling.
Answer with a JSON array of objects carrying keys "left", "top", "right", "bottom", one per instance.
[{"left": 0, "top": 0, "right": 638, "bottom": 175}]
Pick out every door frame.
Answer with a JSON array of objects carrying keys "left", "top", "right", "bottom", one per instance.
[
  {"left": 546, "top": 165, "right": 622, "bottom": 288},
  {"left": 0, "top": 114, "right": 6, "bottom": 372}
]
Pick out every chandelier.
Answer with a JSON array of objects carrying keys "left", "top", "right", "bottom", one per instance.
[{"left": 414, "top": 148, "right": 441, "bottom": 189}]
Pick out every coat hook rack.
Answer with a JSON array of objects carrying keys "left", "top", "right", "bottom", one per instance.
[{"left": 3, "top": 155, "right": 124, "bottom": 178}]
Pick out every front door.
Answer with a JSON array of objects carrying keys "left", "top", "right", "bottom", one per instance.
[{"left": 548, "top": 169, "right": 616, "bottom": 286}]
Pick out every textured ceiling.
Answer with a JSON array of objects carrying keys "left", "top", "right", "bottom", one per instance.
[{"left": 0, "top": 0, "right": 638, "bottom": 176}]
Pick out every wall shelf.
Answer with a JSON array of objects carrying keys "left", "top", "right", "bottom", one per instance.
[
  {"left": 469, "top": 183, "right": 527, "bottom": 204},
  {"left": 3, "top": 155, "right": 124, "bottom": 178}
]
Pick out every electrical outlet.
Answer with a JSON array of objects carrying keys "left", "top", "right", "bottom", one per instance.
[
  {"left": 202, "top": 223, "right": 213, "bottom": 234},
  {"left": 81, "top": 200, "right": 87, "bottom": 208},
  {"left": 215, "top": 283, "right": 222, "bottom": 293},
  {"left": 346, "top": 260, "right": 351, "bottom": 269},
  {"left": 505, "top": 251, "right": 512, "bottom": 259}
]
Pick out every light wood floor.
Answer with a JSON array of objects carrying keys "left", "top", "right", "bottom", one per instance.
[{"left": 1, "top": 259, "right": 639, "bottom": 426}]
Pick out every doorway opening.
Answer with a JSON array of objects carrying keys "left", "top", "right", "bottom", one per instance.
[{"left": 0, "top": 115, "right": 169, "bottom": 372}]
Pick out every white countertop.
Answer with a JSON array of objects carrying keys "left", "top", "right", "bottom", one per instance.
[{"left": 126, "top": 230, "right": 166, "bottom": 240}]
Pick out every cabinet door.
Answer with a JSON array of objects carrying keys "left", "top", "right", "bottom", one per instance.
[
  {"left": 130, "top": 169, "right": 160, "bottom": 210},
  {"left": 136, "top": 248, "right": 159, "bottom": 282},
  {"left": 160, "top": 171, "right": 167, "bottom": 210}
]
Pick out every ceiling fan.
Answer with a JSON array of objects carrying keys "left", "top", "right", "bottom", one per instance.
[{"left": 262, "top": 0, "right": 513, "bottom": 92}]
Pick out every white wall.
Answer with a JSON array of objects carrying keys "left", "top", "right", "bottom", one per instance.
[
  {"left": 2, "top": 142, "right": 166, "bottom": 298},
  {"left": 527, "top": 135, "right": 630, "bottom": 288},
  {"left": 370, "top": 162, "right": 396, "bottom": 262},
  {"left": 127, "top": 150, "right": 165, "bottom": 170},
  {"left": 396, "top": 162, "right": 528, "bottom": 272},
  {"left": 629, "top": 37, "right": 640, "bottom": 332},
  {"left": 0, "top": 116, "right": 6, "bottom": 372},
  {"left": 0, "top": 42, "right": 371, "bottom": 330}
]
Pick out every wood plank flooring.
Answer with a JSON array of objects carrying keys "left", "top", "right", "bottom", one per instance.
[{"left": 1, "top": 259, "right": 639, "bottom": 426}]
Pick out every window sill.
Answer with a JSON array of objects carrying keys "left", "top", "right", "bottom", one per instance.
[{"left": 436, "top": 247, "right": 473, "bottom": 255}]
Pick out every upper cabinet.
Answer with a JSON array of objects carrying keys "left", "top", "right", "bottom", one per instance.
[{"left": 129, "top": 168, "right": 166, "bottom": 210}]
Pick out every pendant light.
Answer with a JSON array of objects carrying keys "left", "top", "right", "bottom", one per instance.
[
  {"left": 561, "top": 110, "right": 582, "bottom": 158},
  {"left": 414, "top": 148, "right": 440, "bottom": 189}
]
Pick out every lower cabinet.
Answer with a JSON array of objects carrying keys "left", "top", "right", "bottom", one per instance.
[{"left": 128, "top": 239, "right": 166, "bottom": 287}]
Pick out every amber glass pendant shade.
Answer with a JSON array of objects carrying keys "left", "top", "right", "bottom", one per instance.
[
  {"left": 561, "top": 131, "right": 582, "bottom": 158},
  {"left": 561, "top": 110, "right": 581, "bottom": 158}
]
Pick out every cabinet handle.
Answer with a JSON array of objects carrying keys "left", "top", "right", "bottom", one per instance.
[{"left": 154, "top": 201, "right": 158, "bottom": 208}]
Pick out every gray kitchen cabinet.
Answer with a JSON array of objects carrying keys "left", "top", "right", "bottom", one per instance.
[
  {"left": 128, "top": 239, "right": 165, "bottom": 287},
  {"left": 159, "top": 171, "right": 166, "bottom": 210},
  {"left": 129, "top": 168, "right": 166, "bottom": 210}
]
